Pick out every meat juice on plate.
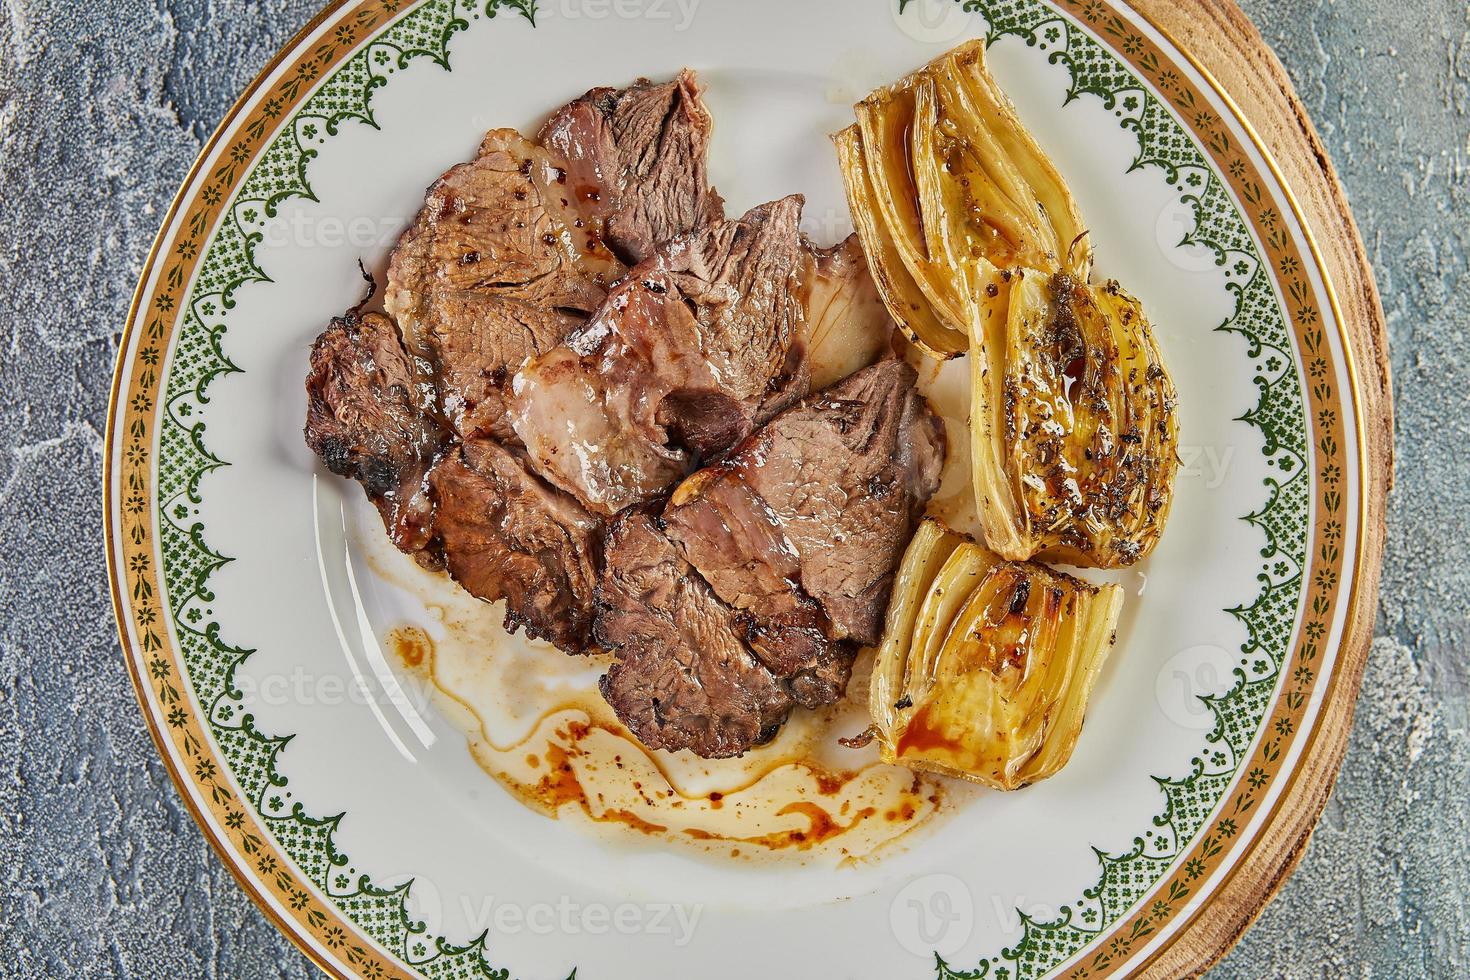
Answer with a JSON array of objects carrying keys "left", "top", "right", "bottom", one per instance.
[{"left": 361, "top": 526, "right": 951, "bottom": 865}]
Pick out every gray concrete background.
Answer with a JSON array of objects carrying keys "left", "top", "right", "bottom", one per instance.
[{"left": 0, "top": 0, "right": 1464, "bottom": 976}]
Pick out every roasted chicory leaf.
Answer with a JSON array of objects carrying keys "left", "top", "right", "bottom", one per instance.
[
  {"left": 869, "top": 518, "right": 1123, "bottom": 790},
  {"left": 838, "top": 39, "right": 1091, "bottom": 354},
  {"left": 970, "top": 271, "right": 1180, "bottom": 567},
  {"left": 834, "top": 125, "right": 968, "bottom": 359}
]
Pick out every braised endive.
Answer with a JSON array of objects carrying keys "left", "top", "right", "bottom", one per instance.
[
  {"left": 834, "top": 125, "right": 966, "bottom": 359},
  {"left": 971, "top": 272, "right": 1180, "bottom": 566},
  {"left": 836, "top": 39, "right": 1089, "bottom": 356},
  {"left": 837, "top": 38, "right": 1180, "bottom": 567},
  {"left": 868, "top": 519, "right": 1123, "bottom": 790}
]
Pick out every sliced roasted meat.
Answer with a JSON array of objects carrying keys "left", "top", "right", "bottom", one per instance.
[
  {"left": 510, "top": 196, "right": 809, "bottom": 516},
  {"left": 385, "top": 129, "right": 624, "bottom": 442},
  {"left": 661, "top": 475, "right": 853, "bottom": 709},
  {"left": 595, "top": 360, "right": 944, "bottom": 757},
  {"left": 305, "top": 310, "right": 443, "bottom": 557},
  {"left": 540, "top": 69, "right": 724, "bottom": 265},
  {"left": 665, "top": 359, "right": 946, "bottom": 647},
  {"left": 429, "top": 438, "right": 604, "bottom": 653},
  {"left": 595, "top": 510, "right": 793, "bottom": 758}
]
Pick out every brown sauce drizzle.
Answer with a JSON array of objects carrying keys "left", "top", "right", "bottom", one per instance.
[{"left": 386, "top": 607, "right": 947, "bottom": 862}]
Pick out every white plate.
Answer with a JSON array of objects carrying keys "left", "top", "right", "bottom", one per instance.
[{"left": 107, "top": 1, "right": 1368, "bottom": 976}]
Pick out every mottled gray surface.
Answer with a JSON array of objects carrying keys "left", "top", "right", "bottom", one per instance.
[
  {"left": 1215, "top": 1, "right": 1470, "bottom": 976},
  {"left": 0, "top": 0, "right": 1463, "bottom": 976}
]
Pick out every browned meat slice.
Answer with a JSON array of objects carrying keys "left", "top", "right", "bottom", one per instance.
[
  {"left": 539, "top": 69, "right": 724, "bottom": 265},
  {"left": 510, "top": 196, "right": 809, "bottom": 516},
  {"left": 385, "top": 129, "right": 625, "bottom": 442},
  {"left": 665, "top": 359, "right": 946, "bottom": 647},
  {"left": 661, "top": 474, "right": 853, "bottom": 708},
  {"left": 305, "top": 310, "right": 443, "bottom": 558},
  {"left": 595, "top": 510, "right": 792, "bottom": 758},
  {"left": 429, "top": 438, "right": 603, "bottom": 653}
]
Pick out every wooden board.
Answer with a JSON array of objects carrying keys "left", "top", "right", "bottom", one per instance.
[{"left": 1128, "top": 1, "right": 1393, "bottom": 975}]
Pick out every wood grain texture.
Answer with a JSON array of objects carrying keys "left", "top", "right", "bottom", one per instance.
[{"left": 1127, "top": 1, "right": 1393, "bottom": 976}]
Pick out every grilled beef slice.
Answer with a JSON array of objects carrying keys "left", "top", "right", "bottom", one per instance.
[
  {"left": 305, "top": 310, "right": 443, "bottom": 558},
  {"left": 510, "top": 195, "right": 809, "bottom": 516},
  {"left": 595, "top": 360, "right": 946, "bottom": 757},
  {"left": 429, "top": 438, "right": 604, "bottom": 652},
  {"left": 595, "top": 509, "right": 793, "bottom": 758},
  {"left": 662, "top": 472, "right": 851, "bottom": 709},
  {"left": 539, "top": 69, "right": 724, "bottom": 265},
  {"left": 384, "top": 129, "right": 623, "bottom": 443},
  {"left": 664, "top": 359, "right": 946, "bottom": 648}
]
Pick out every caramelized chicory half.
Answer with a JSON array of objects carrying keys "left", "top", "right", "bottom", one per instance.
[
  {"left": 969, "top": 272, "right": 1180, "bottom": 567},
  {"left": 834, "top": 124, "right": 967, "bottom": 359},
  {"left": 835, "top": 39, "right": 1090, "bottom": 357},
  {"left": 868, "top": 518, "right": 1123, "bottom": 790}
]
